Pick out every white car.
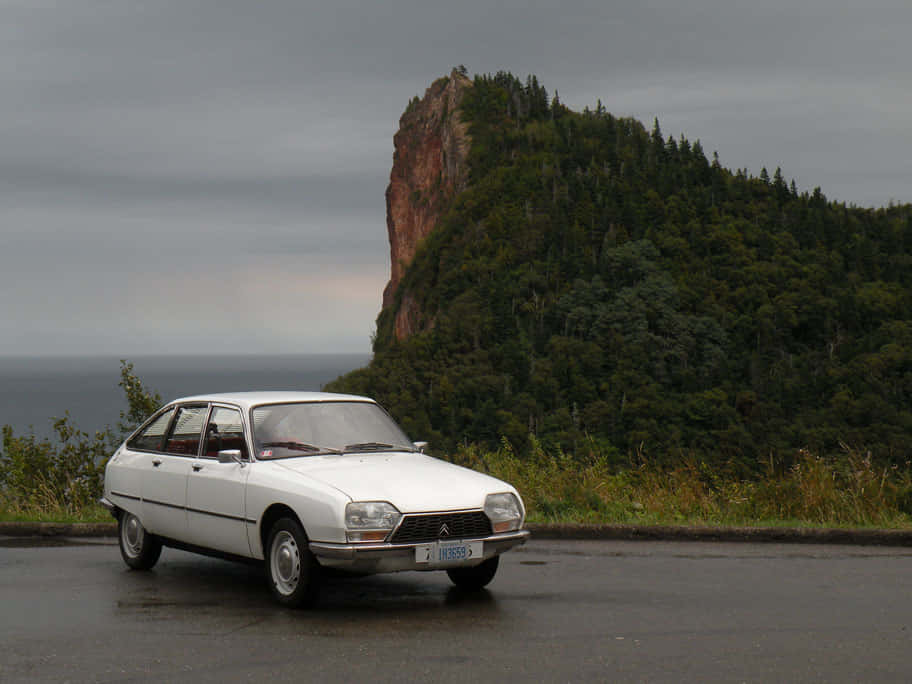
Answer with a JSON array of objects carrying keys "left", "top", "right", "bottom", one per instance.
[{"left": 102, "top": 391, "right": 529, "bottom": 607}]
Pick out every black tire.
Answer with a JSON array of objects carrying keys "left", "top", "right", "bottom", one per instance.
[
  {"left": 446, "top": 555, "right": 499, "bottom": 590},
  {"left": 118, "top": 511, "right": 162, "bottom": 570},
  {"left": 265, "top": 517, "right": 321, "bottom": 608}
]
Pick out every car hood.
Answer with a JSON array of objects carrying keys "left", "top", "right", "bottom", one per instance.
[{"left": 269, "top": 452, "right": 515, "bottom": 513}]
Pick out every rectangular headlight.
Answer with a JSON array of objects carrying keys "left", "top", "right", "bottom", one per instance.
[
  {"left": 345, "top": 501, "right": 401, "bottom": 543},
  {"left": 484, "top": 492, "right": 523, "bottom": 533}
]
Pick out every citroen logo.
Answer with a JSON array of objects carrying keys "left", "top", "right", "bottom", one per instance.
[{"left": 438, "top": 523, "right": 451, "bottom": 537}]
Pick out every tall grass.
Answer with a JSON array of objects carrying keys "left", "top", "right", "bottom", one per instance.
[{"left": 448, "top": 439, "right": 912, "bottom": 528}]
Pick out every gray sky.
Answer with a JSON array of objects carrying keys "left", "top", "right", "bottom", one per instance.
[{"left": 2, "top": 0, "right": 910, "bottom": 356}]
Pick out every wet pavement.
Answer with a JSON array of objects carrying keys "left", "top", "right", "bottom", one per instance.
[{"left": 2, "top": 538, "right": 912, "bottom": 682}]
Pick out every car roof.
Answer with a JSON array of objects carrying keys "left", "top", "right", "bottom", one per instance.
[{"left": 167, "top": 391, "right": 375, "bottom": 411}]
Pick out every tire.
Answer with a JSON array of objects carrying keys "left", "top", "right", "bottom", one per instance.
[
  {"left": 446, "top": 555, "right": 499, "bottom": 590},
  {"left": 118, "top": 511, "right": 162, "bottom": 570},
  {"left": 265, "top": 517, "right": 321, "bottom": 608}
]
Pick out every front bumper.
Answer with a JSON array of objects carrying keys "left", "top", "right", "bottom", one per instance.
[{"left": 309, "top": 529, "right": 530, "bottom": 573}]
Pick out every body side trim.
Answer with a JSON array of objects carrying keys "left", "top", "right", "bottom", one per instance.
[
  {"left": 109, "top": 490, "right": 141, "bottom": 502},
  {"left": 142, "top": 497, "right": 256, "bottom": 524}
]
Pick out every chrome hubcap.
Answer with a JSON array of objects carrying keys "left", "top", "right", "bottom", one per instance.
[
  {"left": 270, "top": 530, "right": 300, "bottom": 596},
  {"left": 122, "top": 513, "right": 144, "bottom": 557}
]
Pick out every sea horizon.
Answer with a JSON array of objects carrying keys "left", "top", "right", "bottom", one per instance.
[{"left": 0, "top": 353, "right": 371, "bottom": 441}]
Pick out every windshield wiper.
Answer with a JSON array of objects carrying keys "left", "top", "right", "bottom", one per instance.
[{"left": 260, "top": 441, "right": 341, "bottom": 455}]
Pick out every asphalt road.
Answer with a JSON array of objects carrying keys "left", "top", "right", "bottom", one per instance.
[{"left": 2, "top": 538, "right": 911, "bottom": 683}]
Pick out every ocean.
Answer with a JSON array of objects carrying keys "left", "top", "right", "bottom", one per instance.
[{"left": 0, "top": 354, "right": 370, "bottom": 441}]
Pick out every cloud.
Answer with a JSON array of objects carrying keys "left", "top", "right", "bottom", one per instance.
[{"left": 1, "top": 0, "right": 910, "bottom": 354}]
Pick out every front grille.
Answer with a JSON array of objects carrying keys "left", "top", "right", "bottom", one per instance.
[{"left": 391, "top": 511, "right": 492, "bottom": 544}]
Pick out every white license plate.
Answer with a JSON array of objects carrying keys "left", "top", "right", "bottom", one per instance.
[{"left": 415, "top": 540, "right": 483, "bottom": 565}]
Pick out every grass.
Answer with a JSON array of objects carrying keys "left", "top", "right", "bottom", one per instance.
[
  {"left": 0, "top": 496, "right": 112, "bottom": 524},
  {"left": 4, "top": 440, "right": 912, "bottom": 530},
  {"left": 447, "top": 440, "right": 912, "bottom": 530}
]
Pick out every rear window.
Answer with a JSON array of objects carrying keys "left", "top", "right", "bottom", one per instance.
[{"left": 127, "top": 408, "right": 175, "bottom": 452}]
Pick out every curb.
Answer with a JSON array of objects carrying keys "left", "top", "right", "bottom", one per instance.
[
  {"left": 527, "top": 523, "right": 912, "bottom": 546},
  {"left": 2, "top": 520, "right": 912, "bottom": 546},
  {"left": 0, "top": 522, "right": 117, "bottom": 538}
]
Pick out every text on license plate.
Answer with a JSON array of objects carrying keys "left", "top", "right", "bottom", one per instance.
[{"left": 415, "top": 540, "right": 483, "bottom": 565}]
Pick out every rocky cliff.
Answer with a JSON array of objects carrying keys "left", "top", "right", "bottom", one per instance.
[
  {"left": 329, "top": 69, "right": 912, "bottom": 463},
  {"left": 383, "top": 69, "right": 473, "bottom": 339}
]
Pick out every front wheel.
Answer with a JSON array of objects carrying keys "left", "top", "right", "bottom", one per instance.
[
  {"left": 265, "top": 518, "right": 321, "bottom": 608},
  {"left": 447, "top": 555, "right": 499, "bottom": 590},
  {"left": 118, "top": 511, "right": 162, "bottom": 570}
]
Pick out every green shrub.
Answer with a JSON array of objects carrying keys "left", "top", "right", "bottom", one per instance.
[
  {"left": 0, "top": 418, "right": 111, "bottom": 515},
  {"left": 0, "top": 360, "right": 161, "bottom": 519}
]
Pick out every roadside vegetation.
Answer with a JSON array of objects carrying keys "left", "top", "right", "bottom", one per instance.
[
  {"left": 449, "top": 438, "right": 912, "bottom": 528},
  {"left": 2, "top": 364, "right": 911, "bottom": 529},
  {"left": 0, "top": 361, "right": 160, "bottom": 522}
]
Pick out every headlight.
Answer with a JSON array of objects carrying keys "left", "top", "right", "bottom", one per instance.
[
  {"left": 484, "top": 492, "right": 523, "bottom": 533},
  {"left": 345, "top": 501, "right": 401, "bottom": 543}
]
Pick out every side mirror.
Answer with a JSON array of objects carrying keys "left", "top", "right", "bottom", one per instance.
[
  {"left": 413, "top": 441, "right": 428, "bottom": 453},
  {"left": 218, "top": 449, "right": 245, "bottom": 467}
]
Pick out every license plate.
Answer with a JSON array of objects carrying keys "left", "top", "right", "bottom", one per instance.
[{"left": 415, "top": 540, "right": 483, "bottom": 565}]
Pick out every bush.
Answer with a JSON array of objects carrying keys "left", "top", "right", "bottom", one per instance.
[
  {"left": 0, "top": 417, "right": 111, "bottom": 515},
  {"left": 0, "top": 360, "right": 161, "bottom": 518}
]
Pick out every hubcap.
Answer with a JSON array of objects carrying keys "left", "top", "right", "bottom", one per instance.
[
  {"left": 270, "top": 530, "right": 300, "bottom": 596},
  {"left": 122, "top": 513, "right": 144, "bottom": 557}
]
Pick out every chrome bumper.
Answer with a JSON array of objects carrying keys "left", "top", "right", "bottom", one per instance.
[{"left": 309, "top": 529, "right": 531, "bottom": 573}]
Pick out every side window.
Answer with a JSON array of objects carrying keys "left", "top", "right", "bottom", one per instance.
[
  {"left": 204, "top": 407, "right": 248, "bottom": 460},
  {"left": 163, "top": 406, "right": 207, "bottom": 456},
  {"left": 127, "top": 408, "right": 175, "bottom": 452}
]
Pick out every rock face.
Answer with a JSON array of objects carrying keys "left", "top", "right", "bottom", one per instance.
[{"left": 383, "top": 69, "right": 473, "bottom": 339}]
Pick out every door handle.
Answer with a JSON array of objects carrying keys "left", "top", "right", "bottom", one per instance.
[
  {"left": 152, "top": 459, "right": 162, "bottom": 467},
  {"left": 192, "top": 463, "right": 203, "bottom": 472}
]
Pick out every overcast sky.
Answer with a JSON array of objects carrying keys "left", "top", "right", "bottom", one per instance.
[{"left": 2, "top": 0, "right": 910, "bottom": 356}]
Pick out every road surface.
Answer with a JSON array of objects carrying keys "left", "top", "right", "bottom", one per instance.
[{"left": 1, "top": 537, "right": 911, "bottom": 682}]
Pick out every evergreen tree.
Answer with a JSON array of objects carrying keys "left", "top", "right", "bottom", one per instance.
[{"left": 328, "top": 70, "right": 912, "bottom": 472}]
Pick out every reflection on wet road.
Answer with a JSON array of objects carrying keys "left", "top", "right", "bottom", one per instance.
[{"left": 2, "top": 538, "right": 912, "bottom": 682}]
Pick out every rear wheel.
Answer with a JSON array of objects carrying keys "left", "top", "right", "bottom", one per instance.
[
  {"left": 118, "top": 511, "right": 162, "bottom": 570},
  {"left": 447, "top": 555, "right": 499, "bottom": 590},
  {"left": 265, "top": 517, "right": 321, "bottom": 608}
]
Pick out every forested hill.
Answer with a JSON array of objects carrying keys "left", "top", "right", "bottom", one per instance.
[{"left": 327, "top": 70, "right": 912, "bottom": 470}]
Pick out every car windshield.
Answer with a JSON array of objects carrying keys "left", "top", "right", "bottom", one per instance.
[{"left": 251, "top": 401, "right": 416, "bottom": 459}]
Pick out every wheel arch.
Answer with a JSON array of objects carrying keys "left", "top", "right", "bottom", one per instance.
[{"left": 259, "top": 503, "right": 306, "bottom": 557}]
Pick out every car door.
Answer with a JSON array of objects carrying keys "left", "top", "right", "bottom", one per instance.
[
  {"left": 141, "top": 404, "right": 207, "bottom": 541},
  {"left": 185, "top": 404, "right": 253, "bottom": 557},
  {"left": 110, "top": 407, "right": 176, "bottom": 520}
]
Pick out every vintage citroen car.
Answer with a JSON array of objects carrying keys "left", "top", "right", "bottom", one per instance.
[{"left": 102, "top": 392, "right": 529, "bottom": 607}]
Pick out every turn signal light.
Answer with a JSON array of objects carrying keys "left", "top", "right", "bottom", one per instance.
[{"left": 346, "top": 530, "right": 388, "bottom": 543}]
